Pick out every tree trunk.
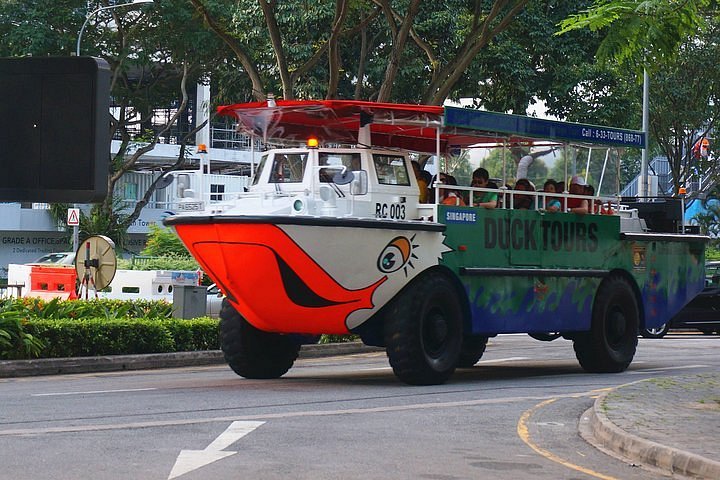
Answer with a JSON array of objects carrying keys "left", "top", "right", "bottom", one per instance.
[
  {"left": 355, "top": 24, "right": 368, "bottom": 99},
  {"left": 259, "top": 0, "right": 293, "bottom": 100},
  {"left": 190, "top": 0, "right": 265, "bottom": 101},
  {"left": 376, "top": 0, "right": 421, "bottom": 102},
  {"left": 326, "top": 0, "right": 350, "bottom": 99},
  {"left": 422, "top": 0, "right": 529, "bottom": 105}
]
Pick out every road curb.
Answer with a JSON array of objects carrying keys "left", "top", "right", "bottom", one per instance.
[
  {"left": 0, "top": 342, "right": 383, "bottom": 378},
  {"left": 587, "top": 390, "right": 720, "bottom": 479}
]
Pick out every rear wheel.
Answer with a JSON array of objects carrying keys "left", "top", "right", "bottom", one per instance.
[
  {"left": 574, "top": 276, "right": 639, "bottom": 373},
  {"left": 219, "top": 299, "right": 300, "bottom": 379},
  {"left": 529, "top": 332, "right": 561, "bottom": 342},
  {"left": 456, "top": 335, "right": 488, "bottom": 368},
  {"left": 384, "top": 272, "right": 464, "bottom": 385},
  {"left": 640, "top": 323, "right": 669, "bottom": 339}
]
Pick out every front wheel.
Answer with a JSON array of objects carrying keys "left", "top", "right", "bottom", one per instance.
[
  {"left": 219, "top": 299, "right": 300, "bottom": 379},
  {"left": 456, "top": 335, "right": 488, "bottom": 368},
  {"left": 384, "top": 272, "right": 464, "bottom": 385},
  {"left": 574, "top": 276, "right": 639, "bottom": 373}
]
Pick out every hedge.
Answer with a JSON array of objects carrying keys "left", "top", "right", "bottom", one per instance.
[
  {"left": 20, "top": 317, "right": 220, "bottom": 359},
  {"left": 0, "top": 297, "right": 353, "bottom": 360}
]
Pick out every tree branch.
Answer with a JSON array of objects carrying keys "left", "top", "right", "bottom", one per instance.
[{"left": 189, "top": 0, "right": 266, "bottom": 101}]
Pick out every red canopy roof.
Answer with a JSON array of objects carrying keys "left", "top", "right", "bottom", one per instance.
[
  {"left": 217, "top": 99, "right": 482, "bottom": 154},
  {"left": 218, "top": 99, "right": 645, "bottom": 152}
]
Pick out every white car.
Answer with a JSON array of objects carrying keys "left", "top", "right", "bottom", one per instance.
[
  {"left": 206, "top": 283, "right": 225, "bottom": 318},
  {"left": 29, "top": 252, "right": 76, "bottom": 266}
]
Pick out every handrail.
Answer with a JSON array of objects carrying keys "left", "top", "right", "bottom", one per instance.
[{"left": 433, "top": 183, "right": 621, "bottom": 214}]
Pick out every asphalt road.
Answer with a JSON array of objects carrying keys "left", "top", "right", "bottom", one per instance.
[{"left": 1, "top": 333, "right": 718, "bottom": 480}]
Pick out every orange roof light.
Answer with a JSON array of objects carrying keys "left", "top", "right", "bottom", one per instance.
[
  {"left": 197, "top": 143, "right": 208, "bottom": 154},
  {"left": 307, "top": 136, "right": 319, "bottom": 148},
  {"left": 679, "top": 187, "right": 687, "bottom": 195}
]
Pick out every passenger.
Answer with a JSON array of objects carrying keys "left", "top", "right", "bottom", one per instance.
[
  {"left": 470, "top": 167, "right": 498, "bottom": 209},
  {"left": 542, "top": 179, "right": 562, "bottom": 212},
  {"left": 270, "top": 154, "right": 288, "bottom": 182},
  {"left": 437, "top": 173, "right": 466, "bottom": 206},
  {"left": 421, "top": 170, "right": 433, "bottom": 202},
  {"left": 585, "top": 184, "right": 601, "bottom": 213},
  {"left": 411, "top": 160, "right": 429, "bottom": 203},
  {"left": 567, "top": 175, "right": 589, "bottom": 214},
  {"left": 513, "top": 178, "right": 535, "bottom": 210}
]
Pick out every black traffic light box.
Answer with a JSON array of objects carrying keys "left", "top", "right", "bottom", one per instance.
[{"left": 0, "top": 56, "right": 110, "bottom": 203}]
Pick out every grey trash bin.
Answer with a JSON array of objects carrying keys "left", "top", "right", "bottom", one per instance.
[{"left": 173, "top": 285, "right": 207, "bottom": 319}]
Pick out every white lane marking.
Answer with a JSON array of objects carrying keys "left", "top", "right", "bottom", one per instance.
[
  {"left": 477, "top": 356, "right": 528, "bottom": 364},
  {"left": 628, "top": 364, "right": 709, "bottom": 374},
  {"left": 168, "top": 420, "right": 264, "bottom": 479},
  {"left": 31, "top": 388, "right": 157, "bottom": 397}
]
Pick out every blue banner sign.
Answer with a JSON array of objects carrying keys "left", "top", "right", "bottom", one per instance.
[{"left": 444, "top": 106, "right": 645, "bottom": 148}]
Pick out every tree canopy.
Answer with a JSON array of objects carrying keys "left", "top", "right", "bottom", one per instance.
[{"left": 3, "top": 0, "right": 720, "bottom": 241}]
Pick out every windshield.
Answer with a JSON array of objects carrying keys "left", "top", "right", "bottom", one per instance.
[
  {"left": 269, "top": 152, "right": 308, "bottom": 183},
  {"left": 251, "top": 154, "right": 268, "bottom": 186},
  {"left": 373, "top": 154, "right": 410, "bottom": 186},
  {"left": 319, "top": 152, "right": 361, "bottom": 182}
]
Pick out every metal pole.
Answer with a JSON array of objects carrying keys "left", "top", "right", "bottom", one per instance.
[
  {"left": 72, "top": 211, "right": 79, "bottom": 256},
  {"left": 250, "top": 136, "right": 255, "bottom": 178},
  {"left": 639, "top": 69, "right": 649, "bottom": 199}
]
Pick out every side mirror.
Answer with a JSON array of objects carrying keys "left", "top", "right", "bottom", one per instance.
[
  {"left": 332, "top": 169, "right": 354, "bottom": 185},
  {"left": 351, "top": 170, "right": 368, "bottom": 195}
]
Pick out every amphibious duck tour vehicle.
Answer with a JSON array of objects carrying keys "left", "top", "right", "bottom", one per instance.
[{"left": 164, "top": 100, "right": 705, "bottom": 385}]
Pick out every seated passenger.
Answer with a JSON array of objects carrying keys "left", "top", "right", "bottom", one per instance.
[
  {"left": 269, "top": 154, "right": 288, "bottom": 182},
  {"left": 412, "top": 160, "right": 429, "bottom": 203},
  {"left": 470, "top": 167, "right": 498, "bottom": 209},
  {"left": 567, "top": 175, "right": 589, "bottom": 214},
  {"left": 513, "top": 178, "right": 535, "bottom": 210},
  {"left": 437, "top": 173, "right": 466, "bottom": 206},
  {"left": 584, "top": 184, "right": 602, "bottom": 213},
  {"left": 542, "top": 179, "right": 562, "bottom": 212}
]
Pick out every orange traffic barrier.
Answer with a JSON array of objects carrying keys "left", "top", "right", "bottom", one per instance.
[{"left": 27, "top": 265, "right": 78, "bottom": 300}]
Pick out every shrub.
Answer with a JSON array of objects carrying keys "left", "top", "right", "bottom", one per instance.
[
  {"left": 0, "top": 300, "right": 45, "bottom": 359},
  {"left": 26, "top": 317, "right": 219, "bottom": 358},
  {"left": 0, "top": 297, "right": 172, "bottom": 320},
  {"left": 142, "top": 224, "right": 193, "bottom": 257}
]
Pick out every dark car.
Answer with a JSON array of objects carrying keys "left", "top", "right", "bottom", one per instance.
[{"left": 641, "top": 261, "right": 720, "bottom": 338}]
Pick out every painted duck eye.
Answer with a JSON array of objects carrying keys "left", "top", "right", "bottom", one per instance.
[
  {"left": 377, "top": 237, "right": 412, "bottom": 273},
  {"left": 381, "top": 251, "right": 397, "bottom": 271}
]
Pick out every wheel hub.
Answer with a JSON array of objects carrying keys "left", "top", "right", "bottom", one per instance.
[
  {"left": 424, "top": 310, "right": 448, "bottom": 355},
  {"left": 608, "top": 308, "right": 626, "bottom": 342}
]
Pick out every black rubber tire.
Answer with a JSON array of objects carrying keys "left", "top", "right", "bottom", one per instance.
[
  {"left": 574, "top": 276, "right": 639, "bottom": 373},
  {"left": 640, "top": 322, "right": 670, "bottom": 339},
  {"left": 219, "top": 299, "right": 300, "bottom": 379},
  {"left": 456, "top": 335, "right": 488, "bottom": 368},
  {"left": 384, "top": 272, "right": 464, "bottom": 385},
  {"left": 528, "top": 332, "right": 561, "bottom": 342}
]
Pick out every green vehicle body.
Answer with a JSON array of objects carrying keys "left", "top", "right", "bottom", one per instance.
[{"left": 436, "top": 206, "right": 705, "bottom": 336}]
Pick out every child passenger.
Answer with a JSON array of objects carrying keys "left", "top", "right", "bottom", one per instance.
[
  {"left": 470, "top": 167, "right": 498, "bottom": 208},
  {"left": 542, "top": 179, "right": 562, "bottom": 212},
  {"left": 436, "top": 173, "right": 466, "bottom": 206}
]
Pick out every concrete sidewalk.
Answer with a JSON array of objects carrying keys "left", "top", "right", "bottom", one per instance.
[
  {"left": 585, "top": 373, "right": 720, "bottom": 479},
  {"left": 0, "top": 342, "right": 383, "bottom": 378}
]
